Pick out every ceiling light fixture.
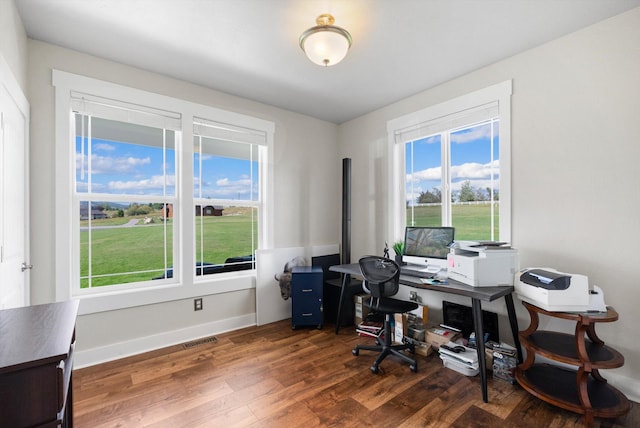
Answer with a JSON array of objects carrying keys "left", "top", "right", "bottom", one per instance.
[{"left": 299, "top": 14, "right": 352, "bottom": 67}]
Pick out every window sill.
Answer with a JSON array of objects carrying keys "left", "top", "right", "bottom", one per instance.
[{"left": 75, "top": 271, "right": 256, "bottom": 315}]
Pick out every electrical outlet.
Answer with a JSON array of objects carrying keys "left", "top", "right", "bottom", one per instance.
[
  {"left": 194, "top": 298, "right": 203, "bottom": 311},
  {"left": 409, "top": 291, "right": 422, "bottom": 303}
]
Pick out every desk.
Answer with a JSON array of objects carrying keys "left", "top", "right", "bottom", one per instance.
[{"left": 330, "top": 263, "right": 522, "bottom": 403}]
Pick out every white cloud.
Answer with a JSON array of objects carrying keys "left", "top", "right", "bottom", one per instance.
[
  {"left": 451, "top": 123, "right": 498, "bottom": 144},
  {"left": 407, "top": 166, "right": 441, "bottom": 182},
  {"left": 75, "top": 153, "right": 151, "bottom": 175},
  {"left": 450, "top": 178, "right": 498, "bottom": 192},
  {"left": 108, "top": 175, "right": 175, "bottom": 191},
  {"left": 409, "top": 160, "right": 499, "bottom": 183},
  {"left": 406, "top": 161, "right": 500, "bottom": 201},
  {"left": 210, "top": 176, "right": 252, "bottom": 196},
  {"left": 93, "top": 143, "right": 115, "bottom": 152},
  {"left": 451, "top": 160, "right": 499, "bottom": 180}
]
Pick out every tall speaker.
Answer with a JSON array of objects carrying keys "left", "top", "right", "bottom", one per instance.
[{"left": 342, "top": 158, "right": 351, "bottom": 265}]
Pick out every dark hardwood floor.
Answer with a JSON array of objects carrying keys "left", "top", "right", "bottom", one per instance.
[{"left": 73, "top": 320, "right": 638, "bottom": 427}]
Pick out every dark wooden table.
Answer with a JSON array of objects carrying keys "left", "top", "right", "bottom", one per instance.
[{"left": 330, "top": 263, "right": 522, "bottom": 403}]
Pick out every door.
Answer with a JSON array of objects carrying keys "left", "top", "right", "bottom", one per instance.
[{"left": 0, "top": 58, "right": 30, "bottom": 309}]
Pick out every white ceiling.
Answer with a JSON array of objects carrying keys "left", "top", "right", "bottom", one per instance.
[{"left": 16, "top": 0, "right": 640, "bottom": 124}]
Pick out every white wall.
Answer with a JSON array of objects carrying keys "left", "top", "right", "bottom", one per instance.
[
  {"left": 338, "top": 7, "right": 640, "bottom": 401},
  {"left": 26, "top": 40, "right": 340, "bottom": 366},
  {"left": 0, "top": 0, "right": 27, "bottom": 91}
]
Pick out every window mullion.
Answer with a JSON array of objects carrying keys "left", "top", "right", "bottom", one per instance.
[
  {"left": 87, "top": 115, "right": 93, "bottom": 288},
  {"left": 442, "top": 131, "right": 452, "bottom": 226},
  {"left": 490, "top": 119, "right": 496, "bottom": 240}
]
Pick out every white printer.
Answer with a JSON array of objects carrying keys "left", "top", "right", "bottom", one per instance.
[
  {"left": 446, "top": 241, "right": 519, "bottom": 287},
  {"left": 515, "top": 267, "right": 606, "bottom": 312}
]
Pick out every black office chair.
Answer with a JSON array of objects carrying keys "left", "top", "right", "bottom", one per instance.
[{"left": 353, "top": 256, "right": 419, "bottom": 373}]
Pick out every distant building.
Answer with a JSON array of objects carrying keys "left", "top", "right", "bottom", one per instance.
[
  {"left": 163, "top": 204, "right": 223, "bottom": 217},
  {"left": 163, "top": 203, "right": 173, "bottom": 219},
  {"left": 196, "top": 205, "right": 223, "bottom": 216},
  {"left": 80, "top": 207, "right": 108, "bottom": 220}
]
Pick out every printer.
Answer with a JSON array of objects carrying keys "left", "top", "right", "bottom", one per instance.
[
  {"left": 515, "top": 267, "right": 606, "bottom": 312},
  {"left": 446, "top": 241, "right": 519, "bottom": 287}
]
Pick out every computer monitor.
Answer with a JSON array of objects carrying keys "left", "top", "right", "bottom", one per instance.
[
  {"left": 402, "top": 226, "right": 455, "bottom": 271},
  {"left": 443, "top": 300, "right": 499, "bottom": 342}
]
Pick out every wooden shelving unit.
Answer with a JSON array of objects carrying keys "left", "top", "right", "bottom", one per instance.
[{"left": 515, "top": 301, "right": 629, "bottom": 426}]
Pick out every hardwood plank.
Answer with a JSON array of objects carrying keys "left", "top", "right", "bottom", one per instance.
[
  {"left": 72, "top": 319, "right": 639, "bottom": 427},
  {"left": 453, "top": 405, "right": 510, "bottom": 427}
]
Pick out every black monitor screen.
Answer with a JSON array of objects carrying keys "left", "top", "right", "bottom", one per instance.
[
  {"left": 443, "top": 300, "right": 500, "bottom": 342},
  {"left": 403, "top": 226, "right": 455, "bottom": 260}
]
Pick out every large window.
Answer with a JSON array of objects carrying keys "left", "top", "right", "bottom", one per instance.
[
  {"left": 53, "top": 71, "right": 274, "bottom": 311},
  {"left": 388, "top": 81, "right": 512, "bottom": 243},
  {"left": 192, "top": 118, "right": 263, "bottom": 277},
  {"left": 73, "top": 96, "right": 179, "bottom": 289}
]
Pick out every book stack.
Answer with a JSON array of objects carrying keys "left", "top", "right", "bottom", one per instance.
[{"left": 356, "top": 321, "right": 383, "bottom": 339}]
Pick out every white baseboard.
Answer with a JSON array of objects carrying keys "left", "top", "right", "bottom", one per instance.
[{"left": 73, "top": 313, "right": 256, "bottom": 369}]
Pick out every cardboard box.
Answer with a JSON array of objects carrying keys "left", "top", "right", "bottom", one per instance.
[
  {"left": 426, "top": 327, "right": 461, "bottom": 349},
  {"left": 394, "top": 313, "right": 407, "bottom": 344},
  {"left": 414, "top": 341, "right": 433, "bottom": 357},
  {"left": 354, "top": 294, "right": 371, "bottom": 326},
  {"left": 417, "top": 306, "right": 429, "bottom": 325}
]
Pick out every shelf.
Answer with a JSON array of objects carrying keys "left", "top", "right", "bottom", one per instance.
[
  {"left": 524, "top": 331, "right": 624, "bottom": 369},
  {"left": 516, "top": 364, "right": 630, "bottom": 419},
  {"left": 516, "top": 301, "right": 630, "bottom": 425}
]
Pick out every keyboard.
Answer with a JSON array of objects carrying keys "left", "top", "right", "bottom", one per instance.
[{"left": 400, "top": 265, "right": 439, "bottom": 279}]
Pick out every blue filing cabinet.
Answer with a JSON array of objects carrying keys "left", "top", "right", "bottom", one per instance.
[{"left": 291, "top": 266, "right": 323, "bottom": 329}]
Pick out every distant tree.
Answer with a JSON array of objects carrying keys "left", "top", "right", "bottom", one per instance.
[
  {"left": 417, "top": 187, "right": 441, "bottom": 204},
  {"left": 126, "top": 203, "right": 152, "bottom": 216},
  {"left": 475, "top": 187, "right": 488, "bottom": 201},
  {"left": 117, "top": 209, "right": 124, "bottom": 217},
  {"left": 459, "top": 180, "right": 476, "bottom": 202}
]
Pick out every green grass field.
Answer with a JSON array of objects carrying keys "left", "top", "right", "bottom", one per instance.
[
  {"left": 407, "top": 202, "right": 499, "bottom": 241},
  {"left": 80, "top": 209, "right": 256, "bottom": 287},
  {"left": 81, "top": 203, "right": 497, "bottom": 287}
]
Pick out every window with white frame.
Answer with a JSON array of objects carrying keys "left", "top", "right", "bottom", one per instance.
[
  {"left": 387, "top": 81, "right": 512, "bottom": 243},
  {"left": 53, "top": 70, "right": 273, "bottom": 308},
  {"left": 192, "top": 118, "right": 264, "bottom": 277},
  {"left": 73, "top": 94, "right": 179, "bottom": 289}
]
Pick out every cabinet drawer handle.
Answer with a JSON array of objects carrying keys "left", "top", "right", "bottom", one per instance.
[
  {"left": 301, "top": 289, "right": 313, "bottom": 292},
  {"left": 302, "top": 313, "right": 313, "bottom": 316}
]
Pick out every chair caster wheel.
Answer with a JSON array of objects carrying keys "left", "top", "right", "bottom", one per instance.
[
  {"left": 352, "top": 349, "right": 359, "bottom": 356},
  {"left": 370, "top": 365, "right": 379, "bottom": 374},
  {"left": 410, "top": 364, "right": 418, "bottom": 373}
]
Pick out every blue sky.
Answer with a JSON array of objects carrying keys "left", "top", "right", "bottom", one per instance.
[
  {"left": 76, "top": 137, "right": 257, "bottom": 201},
  {"left": 76, "top": 119, "right": 496, "bottom": 204},
  {"left": 405, "top": 121, "right": 499, "bottom": 203}
]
